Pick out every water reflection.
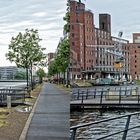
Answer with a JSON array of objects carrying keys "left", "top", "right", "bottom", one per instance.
[
  {"left": 16, "top": 106, "right": 32, "bottom": 112},
  {"left": 71, "top": 110, "right": 140, "bottom": 139}
]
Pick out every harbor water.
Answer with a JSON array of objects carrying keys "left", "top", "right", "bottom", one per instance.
[{"left": 71, "top": 110, "right": 140, "bottom": 140}]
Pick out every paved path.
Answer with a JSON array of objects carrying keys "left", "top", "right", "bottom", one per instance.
[{"left": 26, "top": 83, "right": 70, "bottom": 140}]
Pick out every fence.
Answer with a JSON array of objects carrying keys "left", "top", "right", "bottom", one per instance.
[
  {"left": 70, "top": 111, "right": 140, "bottom": 140},
  {"left": 0, "top": 87, "right": 31, "bottom": 105},
  {"left": 71, "top": 87, "right": 140, "bottom": 105}
]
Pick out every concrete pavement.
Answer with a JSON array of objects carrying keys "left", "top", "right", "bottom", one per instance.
[{"left": 25, "top": 83, "right": 70, "bottom": 140}]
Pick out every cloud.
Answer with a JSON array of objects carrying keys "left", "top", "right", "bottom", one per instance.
[
  {"left": 86, "top": 0, "right": 140, "bottom": 43},
  {"left": 32, "top": 12, "right": 47, "bottom": 17},
  {"left": 0, "top": 0, "right": 66, "bottom": 66}
]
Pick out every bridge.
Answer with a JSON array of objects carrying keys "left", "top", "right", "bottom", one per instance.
[{"left": 70, "top": 86, "right": 140, "bottom": 110}]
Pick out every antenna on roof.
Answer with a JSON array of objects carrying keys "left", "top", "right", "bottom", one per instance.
[{"left": 79, "top": 0, "right": 86, "bottom": 3}]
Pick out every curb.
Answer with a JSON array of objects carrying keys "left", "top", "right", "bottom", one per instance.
[{"left": 19, "top": 93, "right": 41, "bottom": 140}]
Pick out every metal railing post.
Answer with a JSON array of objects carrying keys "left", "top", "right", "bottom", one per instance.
[
  {"left": 77, "top": 89, "right": 80, "bottom": 100},
  {"left": 70, "top": 128, "right": 77, "bottom": 140},
  {"left": 81, "top": 92, "right": 84, "bottom": 104},
  {"left": 130, "top": 87, "right": 132, "bottom": 96},
  {"left": 125, "top": 87, "right": 127, "bottom": 96},
  {"left": 86, "top": 89, "right": 88, "bottom": 99},
  {"left": 94, "top": 88, "right": 96, "bottom": 99},
  {"left": 100, "top": 89, "right": 103, "bottom": 104},
  {"left": 122, "top": 115, "right": 131, "bottom": 140},
  {"left": 136, "top": 87, "right": 139, "bottom": 103},
  {"left": 119, "top": 87, "right": 121, "bottom": 104},
  {"left": 107, "top": 88, "right": 110, "bottom": 100}
]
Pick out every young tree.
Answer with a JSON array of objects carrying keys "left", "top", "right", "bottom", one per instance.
[
  {"left": 56, "top": 39, "right": 70, "bottom": 73},
  {"left": 48, "top": 60, "right": 58, "bottom": 77},
  {"left": 36, "top": 68, "right": 46, "bottom": 83},
  {"left": 63, "top": 0, "right": 70, "bottom": 33},
  {"left": 6, "top": 29, "right": 46, "bottom": 87},
  {"left": 48, "top": 0, "right": 70, "bottom": 85}
]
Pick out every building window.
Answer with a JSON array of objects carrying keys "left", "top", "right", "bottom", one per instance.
[
  {"left": 135, "top": 65, "right": 137, "bottom": 68},
  {"left": 72, "top": 42, "right": 75, "bottom": 46},
  {"left": 71, "top": 25, "right": 74, "bottom": 30},
  {"left": 102, "top": 22, "right": 105, "bottom": 29},
  {"left": 72, "top": 33, "right": 74, "bottom": 37}
]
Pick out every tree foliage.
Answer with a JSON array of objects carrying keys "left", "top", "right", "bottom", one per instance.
[
  {"left": 6, "top": 29, "right": 46, "bottom": 69},
  {"left": 14, "top": 71, "right": 26, "bottom": 80},
  {"left": 48, "top": 60, "right": 58, "bottom": 77},
  {"left": 63, "top": 0, "right": 70, "bottom": 33},
  {"left": 56, "top": 39, "right": 70, "bottom": 72},
  {"left": 48, "top": 38, "right": 70, "bottom": 77},
  {"left": 48, "top": 1, "right": 70, "bottom": 80},
  {"left": 36, "top": 68, "right": 46, "bottom": 83}
]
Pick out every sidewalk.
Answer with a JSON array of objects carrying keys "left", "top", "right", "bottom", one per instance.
[{"left": 25, "top": 83, "right": 70, "bottom": 140}]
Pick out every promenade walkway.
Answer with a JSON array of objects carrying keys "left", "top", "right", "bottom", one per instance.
[{"left": 26, "top": 83, "right": 70, "bottom": 140}]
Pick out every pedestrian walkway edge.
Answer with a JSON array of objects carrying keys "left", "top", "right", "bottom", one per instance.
[{"left": 19, "top": 91, "right": 41, "bottom": 140}]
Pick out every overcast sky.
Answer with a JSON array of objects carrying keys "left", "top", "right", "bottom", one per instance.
[
  {"left": 85, "top": 0, "right": 140, "bottom": 41},
  {"left": 1, "top": 0, "right": 140, "bottom": 66},
  {"left": 0, "top": 0, "right": 66, "bottom": 66}
]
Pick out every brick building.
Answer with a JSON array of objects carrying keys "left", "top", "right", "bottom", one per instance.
[
  {"left": 47, "top": 52, "right": 55, "bottom": 66},
  {"left": 129, "top": 33, "right": 140, "bottom": 80},
  {"left": 70, "top": 0, "right": 130, "bottom": 80}
]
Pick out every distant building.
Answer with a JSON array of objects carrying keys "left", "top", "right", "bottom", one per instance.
[
  {"left": 47, "top": 53, "right": 55, "bottom": 66},
  {"left": 0, "top": 66, "right": 18, "bottom": 80},
  {"left": 48, "top": 53, "right": 55, "bottom": 62}
]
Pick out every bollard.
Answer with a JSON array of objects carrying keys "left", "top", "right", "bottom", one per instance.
[{"left": 7, "top": 95, "right": 11, "bottom": 109}]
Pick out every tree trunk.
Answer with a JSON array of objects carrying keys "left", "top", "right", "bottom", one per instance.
[
  {"left": 26, "top": 67, "right": 29, "bottom": 88},
  {"left": 30, "top": 63, "right": 33, "bottom": 90},
  {"left": 63, "top": 72, "right": 66, "bottom": 84}
]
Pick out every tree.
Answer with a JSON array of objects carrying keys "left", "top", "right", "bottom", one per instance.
[
  {"left": 48, "top": 60, "right": 58, "bottom": 77},
  {"left": 36, "top": 68, "right": 46, "bottom": 83},
  {"left": 47, "top": 39, "right": 70, "bottom": 84},
  {"left": 56, "top": 39, "right": 70, "bottom": 73},
  {"left": 14, "top": 71, "right": 26, "bottom": 80},
  {"left": 63, "top": 0, "right": 70, "bottom": 33},
  {"left": 47, "top": 0, "right": 70, "bottom": 85},
  {"left": 6, "top": 29, "right": 46, "bottom": 87}
]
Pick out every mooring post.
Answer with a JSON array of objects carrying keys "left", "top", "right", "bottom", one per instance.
[{"left": 7, "top": 95, "right": 11, "bottom": 109}]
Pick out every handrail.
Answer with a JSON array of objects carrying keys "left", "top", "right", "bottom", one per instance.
[
  {"left": 71, "top": 87, "right": 140, "bottom": 104},
  {"left": 70, "top": 111, "right": 140, "bottom": 130},
  {"left": 70, "top": 111, "right": 140, "bottom": 140}
]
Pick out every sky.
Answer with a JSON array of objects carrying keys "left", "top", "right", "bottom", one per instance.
[
  {"left": 0, "top": 0, "right": 66, "bottom": 66},
  {"left": 1, "top": 0, "right": 140, "bottom": 67},
  {"left": 84, "top": 0, "right": 140, "bottom": 41}
]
